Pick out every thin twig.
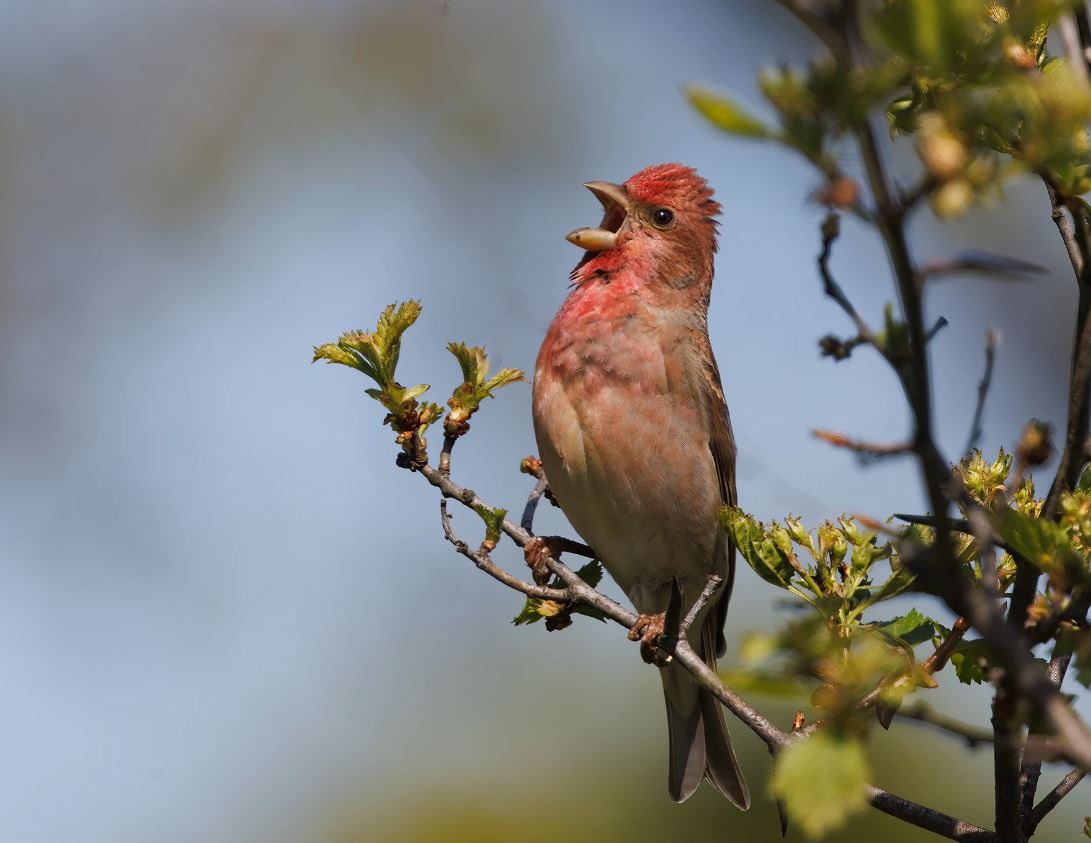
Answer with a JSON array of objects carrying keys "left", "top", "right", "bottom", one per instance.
[
  {"left": 965, "top": 330, "right": 999, "bottom": 456},
  {"left": 926, "top": 316, "right": 949, "bottom": 342},
  {"left": 1026, "top": 768, "right": 1087, "bottom": 835},
  {"left": 521, "top": 476, "right": 548, "bottom": 534},
  {"left": 1059, "top": 9, "right": 1091, "bottom": 84},
  {"left": 771, "top": 0, "right": 845, "bottom": 54},
  {"left": 813, "top": 428, "right": 912, "bottom": 458},
  {"left": 921, "top": 616, "right": 972, "bottom": 675},
  {"left": 895, "top": 701, "right": 995, "bottom": 748},
  {"left": 678, "top": 574, "right": 722, "bottom": 640},
  {"left": 1044, "top": 182, "right": 1084, "bottom": 278},
  {"left": 439, "top": 498, "right": 569, "bottom": 602},
  {"left": 817, "top": 213, "right": 884, "bottom": 354}
]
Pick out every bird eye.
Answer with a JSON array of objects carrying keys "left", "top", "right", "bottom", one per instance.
[{"left": 651, "top": 207, "right": 674, "bottom": 228}]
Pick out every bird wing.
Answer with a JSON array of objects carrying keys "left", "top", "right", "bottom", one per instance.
[{"left": 701, "top": 341, "right": 737, "bottom": 658}]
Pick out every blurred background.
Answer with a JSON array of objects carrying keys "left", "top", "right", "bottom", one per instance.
[{"left": 1, "top": 0, "right": 1086, "bottom": 840}]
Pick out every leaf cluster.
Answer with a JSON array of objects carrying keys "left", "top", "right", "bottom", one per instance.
[
  {"left": 445, "top": 343, "right": 525, "bottom": 438},
  {"left": 313, "top": 302, "right": 525, "bottom": 462},
  {"left": 690, "top": 0, "right": 1091, "bottom": 217}
]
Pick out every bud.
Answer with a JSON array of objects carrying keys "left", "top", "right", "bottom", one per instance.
[
  {"left": 1017, "top": 419, "right": 1054, "bottom": 467},
  {"left": 930, "top": 179, "right": 974, "bottom": 219},
  {"left": 520, "top": 455, "right": 544, "bottom": 477},
  {"left": 1002, "top": 37, "right": 1036, "bottom": 71},
  {"left": 816, "top": 178, "right": 859, "bottom": 209},
  {"left": 916, "top": 113, "right": 968, "bottom": 181},
  {"left": 817, "top": 334, "right": 852, "bottom": 361},
  {"left": 785, "top": 516, "right": 812, "bottom": 549}
]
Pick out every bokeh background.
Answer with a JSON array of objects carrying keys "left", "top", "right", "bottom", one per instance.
[{"left": 2, "top": 0, "right": 1087, "bottom": 840}]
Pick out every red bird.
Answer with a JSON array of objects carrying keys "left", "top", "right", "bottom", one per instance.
[{"left": 532, "top": 163, "right": 748, "bottom": 807}]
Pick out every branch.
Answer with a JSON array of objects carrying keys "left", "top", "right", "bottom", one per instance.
[
  {"left": 1019, "top": 644, "right": 1079, "bottom": 826},
  {"left": 1025, "top": 768, "right": 1087, "bottom": 836},
  {"left": 817, "top": 213, "right": 884, "bottom": 355},
  {"left": 921, "top": 616, "right": 972, "bottom": 675},
  {"left": 677, "top": 574, "right": 723, "bottom": 641},
  {"left": 1044, "top": 182, "right": 1084, "bottom": 278},
  {"left": 521, "top": 476, "right": 549, "bottom": 533},
  {"left": 965, "top": 330, "right": 999, "bottom": 456},
  {"left": 866, "top": 788, "right": 994, "bottom": 843},
  {"left": 812, "top": 428, "right": 912, "bottom": 459},
  {"left": 895, "top": 700, "right": 995, "bottom": 748},
  {"left": 408, "top": 453, "right": 994, "bottom": 842},
  {"left": 439, "top": 498, "right": 569, "bottom": 603}
]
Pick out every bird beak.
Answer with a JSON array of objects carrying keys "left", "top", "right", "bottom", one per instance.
[{"left": 566, "top": 181, "right": 630, "bottom": 252}]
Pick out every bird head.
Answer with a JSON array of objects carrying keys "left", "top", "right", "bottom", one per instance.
[{"left": 566, "top": 163, "right": 721, "bottom": 290}]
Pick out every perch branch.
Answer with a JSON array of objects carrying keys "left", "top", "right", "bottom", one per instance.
[{"left": 407, "top": 454, "right": 993, "bottom": 842}]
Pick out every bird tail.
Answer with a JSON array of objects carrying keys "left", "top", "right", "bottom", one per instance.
[{"left": 660, "top": 616, "right": 750, "bottom": 807}]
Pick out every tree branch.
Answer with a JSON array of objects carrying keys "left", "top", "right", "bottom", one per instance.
[
  {"left": 965, "top": 330, "right": 999, "bottom": 456},
  {"left": 408, "top": 454, "right": 994, "bottom": 842},
  {"left": 866, "top": 788, "right": 994, "bottom": 842},
  {"left": 812, "top": 428, "right": 912, "bottom": 459},
  {"left": 895, "top": 700, "right": 995, "bottom": 748},
  {"left": 1025, "top": 767, "right": 1087, "bottom": 836}
]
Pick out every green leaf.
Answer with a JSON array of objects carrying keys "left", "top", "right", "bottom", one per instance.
[
  {"left": 573, "top": 559, "right": 604, "bottom": 589},
  {"left": 950, "top": 639, "right": 991, "bottom": 684},
  {"left": 720, "top": 507, "right": 797, "bottom": 590},
  {"left": 512, "top": 560, "right": 607, "bottom": 627},
  {"left": 445, "top": 342, "right": 526, "bottom": 435},
  {"left": 447, "top": 342, "right": 489, "bottom": 387},
  {"left": 312, "top": 343, "right": 372, "bottom": 374},
  {"left": 998, "top": 508, "right": 1090, "bottom": 588},
  {"left": 472, "top": 503, "right": 507, "bottom": 549},
  {"left": 512, "top": 598, "right": 544, "bottom": 626},
  {"left": 312, "top": 301, "right": 425, "bottom": 402},
  {"left": 771, "top": 732, "right": 870, "bottom": 838},
  {"left": 401, "top": 383, "right": 431, "bottom": 402},
  {"left": 687, "top": 85, "right": 771, "bottom": 138},
  {"left": 879, "top": 609, "right": 940, "bottom": 646},
  {"left": 482, "top": 367, "right": 526, "bottom": 393},
  {"left": 374, "top": 300, "right": 423, "bottom": 381}
]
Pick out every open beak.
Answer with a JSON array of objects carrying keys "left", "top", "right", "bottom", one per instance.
[{"left": 566, "top": 181, "right": 630, "bottom": 252}]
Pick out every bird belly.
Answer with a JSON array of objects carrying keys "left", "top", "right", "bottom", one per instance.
[{"left": 533, "top": 344, "right": 723, "bottom": 614}]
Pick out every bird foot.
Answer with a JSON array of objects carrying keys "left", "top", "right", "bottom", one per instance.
[
  {"left": 523, "top": 536, "right": 563, "bottom": 586},
  {"left": 628, "top": 612, "right": 669, "bottom": 665}
]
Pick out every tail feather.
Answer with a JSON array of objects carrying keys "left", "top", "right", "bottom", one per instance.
[{"left": 660, "top": 616, "right": 750, "bottom": 807}]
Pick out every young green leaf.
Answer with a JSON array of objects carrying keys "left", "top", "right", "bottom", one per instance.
[
  {"left": 687, "top": 85, "right": 771, "bottom": 138},
  {"left": 472, "top": 503, "right": 507, "bottom": 550},
  {"left": 445, "top": 342, "right": 526, "bottom": 436},
  {"left": 879, "top": 609, "right": 941, "bottom": 646},
  {"left": 950, "top": 639, "right": 991, "bottom": 684},
  {"left": 720, "top": 507, "right": 797, "bottom": 590},
  {"left": 312, "top": 300, "right": 426, "bottom": 398},
  {"left": 998, "top": 508, "right": 1090, "bottom": 589},
  {"left": 771, "top": 732, "right": 870, "bottom": 838},
  {"left": 513, "top": 598, "right": 545, "bottom": 626}
]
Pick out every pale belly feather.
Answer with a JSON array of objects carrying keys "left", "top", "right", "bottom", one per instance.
[{"left": 532, "top": 312, "right": 724, "bottom": 615}]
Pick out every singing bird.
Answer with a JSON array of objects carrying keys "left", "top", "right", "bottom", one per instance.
[{"left": 532, "top": 163, "right": 749, "bottom": 807}]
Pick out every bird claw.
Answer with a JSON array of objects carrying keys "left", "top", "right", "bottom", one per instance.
[
  {"left": 523, "top": 536, "right": 562, "bottom": 586},
  {"left": 628, "top": 612, "right": 669, "bottom": 666}
]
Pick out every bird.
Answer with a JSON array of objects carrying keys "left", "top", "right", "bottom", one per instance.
[{"left": 531, "top": 163, "right": 749, "bottom": 807}]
